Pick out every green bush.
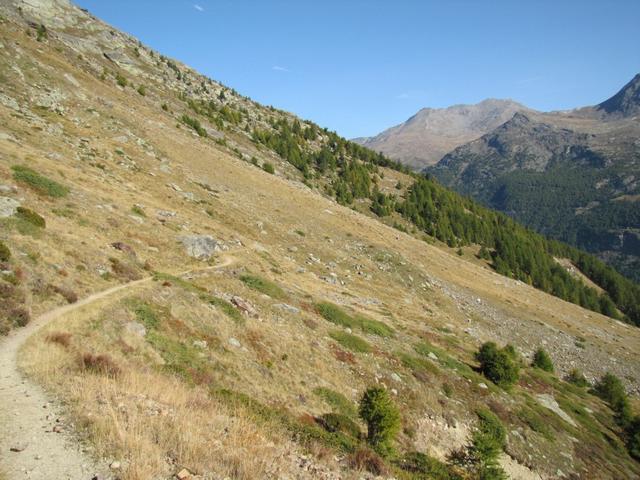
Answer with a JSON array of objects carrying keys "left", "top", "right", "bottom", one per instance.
[
  {"left": 181, "top": 114, "right": 207, "bottom": 137},
  {"left": 316, "top": 302, "right": 355, "bottom": 328},
  {"left": 330, "top": 330, "right": 371, "bottom": 353},
  {"left": 318, "top": 413, "right": 361, "bottom": 439},
  {"left": 137, "top": 85, "right": 146, "bottom": 96},
  {"left": 531, "top": 347, "right": 554, "bottom": 372},
  {"left": 15, "top": 207, "right": 45, "bottom": 228},
  {"left": 397, "top": 451, "right": 454, "bottom": 480},
  {"left": 0, "top": 241, "right": 10, "bottom": 262},
  {"left": 115, "top": 72, "right": 127, "bottom": 87},
  {"left": 359, "top": 387, "right": 400, "bottom": 455},
  {"left": 566, "top": 368, "right": 589, "bottom": 388},
  {"left": 593, "top": 372, "right": 632, "bottom": 427},
  {"left": 240, "top": 273, "right": 285, "bottom": 299},
  {"left": 627, "top": 416, "right": 640, "bottom": 460},
  {"left": 475, "top": 342, "right": 520, "bottom": 388},
  {"left": 11, "top": 165, "right": 69, "bottom": 197},
  {"left": 262, "top": 162, "right": 275, "bottom": 174},
  {"left": 469, "top": 409, "right": 507, "bottom": 479}
]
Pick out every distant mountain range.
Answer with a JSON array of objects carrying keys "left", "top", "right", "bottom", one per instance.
[
  {"left": 353, "top": 98, "right": 529, "bottom": 169},
  {"left": 357, "top": 75, "right": 640, "bottom": 281}
]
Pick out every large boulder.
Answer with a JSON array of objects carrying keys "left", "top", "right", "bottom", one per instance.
[{"left": 178, "top": 235, "right": 219, "bottom": 260}]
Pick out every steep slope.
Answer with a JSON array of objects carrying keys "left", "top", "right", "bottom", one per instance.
[
  {"left": 355, "top": 99, "right": 530, "bottom": 169},
  {"left": 0, "top": 1, "right": 640, "bottom": 479},
  {"left": 595, "top": 73, "right": 640, "bottom": 118},
  {"left": 429, "top": 78, "right": 640, "bottom": 282}
]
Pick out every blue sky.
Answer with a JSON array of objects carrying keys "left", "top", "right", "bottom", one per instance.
[{"left": 74, "top": 0, "right": 640, "bottom": 138}]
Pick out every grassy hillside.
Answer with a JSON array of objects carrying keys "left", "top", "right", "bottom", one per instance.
[{"left": 0, "top": 2, "right": 639, "bottom": 479}]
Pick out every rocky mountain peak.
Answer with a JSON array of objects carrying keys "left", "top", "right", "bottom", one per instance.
[{"left": 596, "top": 72, "right": 640, "bottom": 117}]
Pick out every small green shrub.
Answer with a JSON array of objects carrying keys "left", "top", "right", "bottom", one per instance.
[
  {"left": 330, "top": 330, "right": 371, "bottom": 353},
  {"left": 240, "top": 273, "right": 285, "bottom": 299},
  {"left": 627, "top": 416, "right": 640, "bottom": 460},
  {"left": 359, "top": 387, "right": 400, "bottom": 455},
  {"left": 468, "top": 408, "right": 508, "bottom": 479},
  {"left": 262, "top": 162, "right": 275, "bottom": 174},
  {"left": 593, "top": 372, "right": 632, "bottom": 427},
  {"left": 131, "top": 205, "right": 146, "bottom": 217},
  {"left": 318, "top": 413, "right": 361, "bottom": 439},
  {"left": 15, "top": 207, "right": 45, "bottom": 228},
  {"left": 316, "top": 302, "right": 355, "bottom": 328},
  {"left": 115, "top": 72, "right": 127, "bottom": 87},
  {"left": 355, "top": 315, "right": 394, "bottom": 337},
  {"left": 475, "top": 342, "right": 520, "bottom": 388},
  {"left": 0, "top": 241, "right": 10, "bottom": 262},
  {"left": 11, "top": 165, "right": 69, "bottom": 197},
  {"left": 397, "top": 451, "right": 453, "bottom": 480},
  {"left": 531, "top": 347, "right": 554, "bottom": 372},
  {"left": 36, "top": 23, "right": 47, "bottom": 41},
  {"left": 313, "top": 387, "right": 357, "bottom": 418},
  {"left": 137, "top": 85, "right": 146, "bottom": 96},
  {"left": 181, "top": 114, "right": 207, "bottom": 137}
]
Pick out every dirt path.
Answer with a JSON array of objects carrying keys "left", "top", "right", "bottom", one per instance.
[{"left": 0, "top": 256, "right": 235, "bottom": 479}]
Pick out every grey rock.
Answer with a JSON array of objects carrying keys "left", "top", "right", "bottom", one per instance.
[
  {"left": 124, "top": 322, "right": 146, "bottom": 337},
  {"left": 0, "top": 196, "right": 20, "bottom": 218},
  {"left": 178, "top": 235, "right": 219, "bottom": 260},
  {"left": 228, "top": 337, "right": 241, "bottom": 348},
  {"left": 273, "top": 303, "right": 300, "bottom": 314}
]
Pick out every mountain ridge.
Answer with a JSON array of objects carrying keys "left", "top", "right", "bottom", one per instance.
[{"left": 355, "top": 98, "right": 530, "bottom": 169}]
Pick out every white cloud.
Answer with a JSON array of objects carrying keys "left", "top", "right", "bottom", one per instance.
[
  {"left": 272, "top": 65, "right": 290, "bottom": 72},
  {"left": 193, "top": 4, "right": 204, "bottom": 12}
]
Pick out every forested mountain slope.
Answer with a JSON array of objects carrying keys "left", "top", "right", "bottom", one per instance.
[{"left": 429, "top": 75, "right": 640, "bottom": 282}]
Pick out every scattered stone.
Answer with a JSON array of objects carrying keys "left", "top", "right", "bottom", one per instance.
[
  {"left": 390, "top": 373, "right": 402, "bottom": 382},
  {"left": 0, "top": 196, "right": 20, "bottom": 218},
  {"left": 192, "top": 340, "right": 207, "bottom": 349},
  {"left": 228, "top": 337, "right": 241, "bottom": 348},
  {"left": 535, "top": 394, "right": 577, "bottom": 427},
  {"left": 478, "top": 383, "right": 488, "bottom": 390},
  {"left": 10, "top": 443, "right": 28, "bottom": 452},
  {"left": 124, "top": 322, "right": 146, "bottom": 337},
  {"left": 176, "top": 468, "right": 191, "bottom": 480},
  {"left": 273, "top": 303, "right": 300, "bottom": 314},
  {"left": 110, "top": 461, "right": 121, "bottom": 470},
  {"left": 231, "top": 296, "right": 258, "bottom": 318},
  {"left": 428, "top": 352, "right": 438, "bottom": 361},
  {"left": 178, "top": 235, "right": 219, "bottom": 260}
]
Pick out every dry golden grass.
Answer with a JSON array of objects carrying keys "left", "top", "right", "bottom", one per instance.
[{"left": 20, "top": 289, "right": 339, "bottom": 479}]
